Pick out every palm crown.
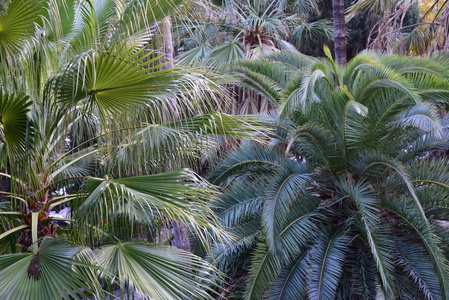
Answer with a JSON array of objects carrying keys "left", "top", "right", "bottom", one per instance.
[
  {"left": 209, "top": 49, "right": 449, "bottom": 299},
  {"left": 0, "top": 0, "right": 262, "bottom": 299}
]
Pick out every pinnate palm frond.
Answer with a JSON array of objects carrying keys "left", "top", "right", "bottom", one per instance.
[
  {"left": 244, "top": 241, "right": 283, "bottom": 300},
  {"left": 396, "top": 238, "right": 442, "bottom": 300},
  {"left": 308, "top": 229, "right": 349, "bottom": 300},
  {"left": 382, "top": 197, "right": 449, "bottom": 299},
  {"left": 338, "top": 179, "right": 396, "bottom": 295},
  {"left": 215, "top": 179, "right": 265, "bottom": 228},
  {"left": 396, "top": 103, "right": 443, "bottom": 137},
  {"left": 264, "top": 249, "right": 311, "bottom": 300},
  {"left": 209, "top": 141, "right": 284, "bottom": 186},
  {"left": 262, "top": 161, "right": 315, "bottom": 254}
]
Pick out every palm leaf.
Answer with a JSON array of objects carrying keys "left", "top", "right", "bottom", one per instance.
[
  {"left": 0, "top": 0, "right": 43, "bottom": 56},
  {"left": 396, "top": 238, "right": 442, "bottom": 300},
  {"left": 74, "top": 169, "right": 221, "bottom": 242},
  {"left": 54, "top": 43, "right": 182, "bottom": 117},
  {"left": 114, "top": 0, "right": 183, "bottom": 40},
  {"left": 96, "top": 241, "right": 220, "bottom": 300},
  {"left": 264, "top": 249, "right": 311, "bottom": 300},
  {"left": 308, "top": 229, "right": 348, "bottom": 300},
  {"left": 0, "top": 93, "right": 32, "bottom": 158},
  {"left": 244, "top": 241, "right": 283, "bottom": 300},
  {"left": 0, "top": 237, "right": 94, "bottom": 300}
]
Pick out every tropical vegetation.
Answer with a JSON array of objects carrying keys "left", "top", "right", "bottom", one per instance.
[
  {"left": 1, "top": 0, "right": 449, "bottom": 299},
  {"left": 0, "top": 0, "right": 260, "bottom": 298},
  {"left": 209, "top": 50, "right": 449, "bottom": 299}
]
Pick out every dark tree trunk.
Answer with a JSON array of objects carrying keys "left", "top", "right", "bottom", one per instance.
[{"left": 332, "top": 0, "right": 347, "bottom": 66}]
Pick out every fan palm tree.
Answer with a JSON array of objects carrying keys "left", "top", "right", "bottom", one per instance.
[
  {"left": 209, "top": 49, "right": 449, "bottom": 299},
  {"left": 175, "top": 0, "right": 334, "bottom": 69},
  {"left": 171, "top": 0, "right": 333, "bottom": 116},
  {"left": 0, "top": 0, "right": 263, "bottom": 298}
]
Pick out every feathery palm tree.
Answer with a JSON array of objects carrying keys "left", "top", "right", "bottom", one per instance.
[
  {"left": 209, "top": 49, "right": 449, "bottom": 299},
  {"left": 0, "top": 0, "right": 262, "bottom": 298},
  {"left": 347, "top": 0, "right": 449, "bottom": 56}
]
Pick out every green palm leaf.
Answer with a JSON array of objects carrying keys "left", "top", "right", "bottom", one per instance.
[
  {"left": 244, "top": 241, "right": 283, "bottom": 300},
  {"left": 0, "top": 93, "right": 32, "bottom": 157},
  {"left": 74, "top": 169, "right": 220, "bottom": 240},
  {"left": 396, "top": 238, "right": 442, "bottom": 300},
  {"left": 96, "top": 241, "right": 220, "bottom": 300},
  {"left": 0, "top": 0, "right": 43, "bottom": 56},
  {"left": 115, "top": 0, "right": 183, "bottom": 40},
  {"left": 308, "top": 229, "right": 348, "bottom": 300},
  {"left": 54, "top": 44, "right": 183, "bottom": 117},
  {"left": 0, "top": 237, "right": 94, "bottom": 300},
  {"left": 264, "top": 249, "right": 311, "bottom": 300},
  {"left": 382, "top": 198, "right": 449, "bottom": 299}
]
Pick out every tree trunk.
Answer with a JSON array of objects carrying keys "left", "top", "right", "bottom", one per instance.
[
  {"left": 332, "top": 0, "right": 347, "bottom": 66},
  {"left": 158, "top": 16, "right": 191, "bottom": 252},
  {"left": 160, "top": 16, "right": 174, "bottom": 70}
]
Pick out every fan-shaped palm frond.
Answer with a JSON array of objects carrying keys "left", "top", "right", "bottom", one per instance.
[
  {"left": 0, "top": 0, "right": 43, "bottom": 56},
  {"left": 0, "top": 237, "right": 95, "bottom": 300},
  {"left": 0, "top": 93, "right": 32, "bottom": 158},
  {"left": 96, "top": 242, "right": 220, "bottom": 300}
]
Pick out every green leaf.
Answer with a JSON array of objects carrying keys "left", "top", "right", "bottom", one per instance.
[
  {"left": 0, "top": 93, "right": 32, "bottom": 157},
  {"left": 96, "top": 242, "right": 219, "bottom": 300},
  {"left": 308, "top": 229, "right": 348, "bottom": 300},
  {"left": 244, "top": 241, "right": 283, "bottom": 300},
  {"left": 264, "top": 249, "right": 311, "bottom": 300},
  {"left": 0, "top": 237, "right": 94, "bottom": 300},
  {"left": 0, "top": 0, "right": 43, "bottom": 56}
]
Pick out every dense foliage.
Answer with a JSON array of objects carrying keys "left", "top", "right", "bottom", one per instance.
[
  {"left": 210, "top": 50, "right": 449, "bottom": 299},
  {"left": 0, "top": 0, "right": 449, "bottom": 299},
  {"left": 0, "top": 0, "right": 259, "bottom": 299}
]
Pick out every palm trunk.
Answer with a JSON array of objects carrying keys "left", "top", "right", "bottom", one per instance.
[
  {"left": 332, "top": 0, "right": 347, "bottom": 66},
  {"left": 159, "top": 16, "right": 191, "bottom": 252},
  {"left": 160, "top": 16, "right": 174, "bottom": 70}
]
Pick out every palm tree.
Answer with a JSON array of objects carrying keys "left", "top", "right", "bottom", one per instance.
[
  {"left": 0, "top": 0, "right": 262, "bottom": 298},
  {"left": 175, "top": 0, "right": 334, "bottom": 68},
  {"left": 170, "top": 0, "right": 334, "bottom": 115},
  {"left": 209, "top": 49, "right": 449, "bottom": 299},
  {"left": 347, "top": 0, "right": 449, "bottom": 56}
]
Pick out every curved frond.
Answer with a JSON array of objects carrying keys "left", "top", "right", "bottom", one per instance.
[{"left": 308, "top": 229, "right": 348, "bottom": 300}]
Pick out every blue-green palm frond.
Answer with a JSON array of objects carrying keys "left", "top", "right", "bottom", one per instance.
[
  {"left": 307, "top": 228, "right": 350, "bottom": 300},
  {"left": 396, "top": 237, "right": 442, "bottom": 300},
  {"left": 208, "top": 142, "right": 284, "bottom": 185},
  {"left": 264, "top": 248, "right": 311, "bottom": 300},
  {"left": 244, "top": 241, "right": 283, "bottom": 300},
  {"left": 0, "top": 237, "right": 96, "bottom": 300},
  {"left": 215, "top": 178, "right": 265, "bottom": 228},
  {"left": 262, "top": 160, "right": 316, "bottom": 254},
  {"left": 96, "top": 241, "right": 221, "bottom": 300}
]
